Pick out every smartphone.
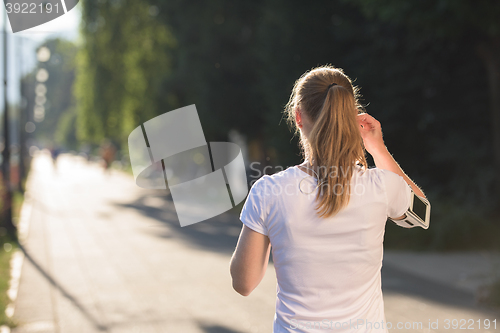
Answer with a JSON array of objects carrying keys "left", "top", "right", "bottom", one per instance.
[{"left": 389, "top": 191, "right": 431, "bottom": 229}]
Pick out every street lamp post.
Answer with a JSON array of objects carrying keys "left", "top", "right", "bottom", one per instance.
[
  {"left": 2, "top": 5, "right": 15, "bottom": 234},
  {"left": 18, "top": 36, "right": 25, "bottom": 190}
]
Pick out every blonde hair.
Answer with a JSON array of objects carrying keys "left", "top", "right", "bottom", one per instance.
[{"left": 285, "top": 65, "right": 367, "bottom": 218}]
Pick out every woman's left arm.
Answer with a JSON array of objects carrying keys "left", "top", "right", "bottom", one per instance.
[{"left": 230, "top": 225, "right": 271, "bottom": 296}]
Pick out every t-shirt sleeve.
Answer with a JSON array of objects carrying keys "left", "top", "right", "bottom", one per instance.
[
  {"left": 239, "top": 176, "right": 269, "bottom": 236},
  {"left": 383, "top": 170, "right": 412, "bottom": 218}
]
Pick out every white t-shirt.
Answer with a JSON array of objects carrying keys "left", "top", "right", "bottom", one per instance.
[{"left": 240, "top": 165, "right": 411, "bottom": 333}]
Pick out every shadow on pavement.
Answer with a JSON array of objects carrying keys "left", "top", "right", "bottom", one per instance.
[
  {"left": 382, "top": 263, "right": 500, "bottom": 315},
  {"left": 198, "top": 322, "right": 245, "bottom": 333},
  {"left": 382, "top": 263, "right": 474, "bottom": 306},
  {"left": 113, "top": 190, "right": 499, "bottom": 316},
  {"left": 112, "top": 190, "right": 244, "bottom": 255},
  {"left": 17, "top": 243, "right": 109, "bottom": 332}
]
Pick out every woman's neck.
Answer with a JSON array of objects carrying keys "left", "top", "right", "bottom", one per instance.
[
  {"left": 297, "top": 159, "right": 362, "bottom": 179},
  {"left": 297, "top": 159, "right": 317, "bottom": 177}
]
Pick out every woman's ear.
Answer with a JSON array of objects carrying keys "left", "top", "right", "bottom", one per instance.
[{"left": 295, "top": 107, "right": 303, "bottom": 128}]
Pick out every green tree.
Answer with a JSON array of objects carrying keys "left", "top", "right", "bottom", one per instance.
[
  {"left": 150, "top": 0, "right": 267, "bottom": 141},
  {"left": 31, "top": 38, "right": 78, "bottom": 146},
  {"left": 75, "top": 0, "right": 176, "bottom": 145},
  {"left": 344, "top": 0, "right": 500, "bottom": 186}
]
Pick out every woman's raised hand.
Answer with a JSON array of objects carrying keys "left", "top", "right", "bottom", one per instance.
[
  {"left": 357, "top": 113, "right": 387, "bottom": 156},
  {"left": 357, "top": 113, "right": 426, "bottom": 198}
]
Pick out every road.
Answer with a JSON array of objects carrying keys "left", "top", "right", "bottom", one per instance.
[{"left": 11, "top": 152, "right": 499, "bottom": 333}]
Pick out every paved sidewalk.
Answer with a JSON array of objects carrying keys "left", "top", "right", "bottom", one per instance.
[
  {"left": 383, "top": 250, "right": 500, "bottom": 298},
  {"left": 13, "top": 152, "right": 277, "bottom": 333},
  {"left": 10, "top": 152, "right": 500, "bottom": 333},
  {"left": 381, "top": 251, "right": 500, "bottom": 333}
]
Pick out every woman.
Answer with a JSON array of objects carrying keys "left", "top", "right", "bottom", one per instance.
[{"left": 229, "top": 65, "right": 425, "bottom": 332}]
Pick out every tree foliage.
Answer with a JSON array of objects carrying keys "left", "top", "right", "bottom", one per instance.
[
  {"left": 29, "top": 39, "right": 78, "bottom": 146},
  {"left": 344, "top": 0, "right": 500, "bottom": 38},
  {"left": 74, "top": 0, "right": 175, "bottom": 144},
  {"left": 73, "top": 0, "right": 500, "bottom": 249}
]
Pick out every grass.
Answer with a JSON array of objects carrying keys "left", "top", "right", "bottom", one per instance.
[
  {"left": 0, "top": 241, "right": 17, "bottom": 327},
  {"left": 0, "top": 188, "right": 25, "bottom": 328}
]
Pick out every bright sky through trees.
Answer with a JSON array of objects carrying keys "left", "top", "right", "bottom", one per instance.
[{"left": 0, "top": 1, "right": 80, "bottom": 107}]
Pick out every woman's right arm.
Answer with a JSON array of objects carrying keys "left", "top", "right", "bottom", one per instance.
[{"left": 357, "top": 113, "right": 426, "bottom": 199}]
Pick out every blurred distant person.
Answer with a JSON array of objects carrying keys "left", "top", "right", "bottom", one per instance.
[
  {"left": 230, "top": 65, "right": 426, "bottom": 333},
  {"left": 100, "top": 140, "right": 116, "bottom": 173},
  {"left": 49, "top": 144, "right": 60, "bottom": 172}
]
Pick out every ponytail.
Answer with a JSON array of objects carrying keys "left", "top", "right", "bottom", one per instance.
[{"left": 285, "top": 65, "right": 367, "bottom": 218}]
